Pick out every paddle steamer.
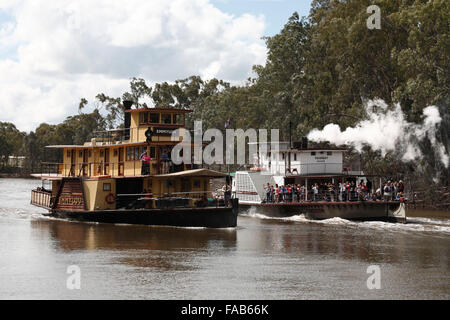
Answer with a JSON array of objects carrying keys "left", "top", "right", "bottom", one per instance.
[
  {"left": 30, "top": 101, "right": 238, "bottom": 228},
  {"left": 232, "top": 139, "right": 406, "bottom": 223}
]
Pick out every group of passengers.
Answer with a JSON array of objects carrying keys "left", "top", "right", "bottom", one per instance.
[
  {"left": 377, "top": 180, "right": 405, "bottom": 202},
  {"left": 263, "top": 179, "right": 405, "bottom": 203}
]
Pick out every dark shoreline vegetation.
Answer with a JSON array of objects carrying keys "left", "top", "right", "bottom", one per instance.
[{"left": 1, "top": 1, "right": 448, "bottom": 209}]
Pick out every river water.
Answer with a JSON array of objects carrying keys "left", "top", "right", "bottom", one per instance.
[{"left": 0, "top": 178, "right": 449, "bottom": 299}]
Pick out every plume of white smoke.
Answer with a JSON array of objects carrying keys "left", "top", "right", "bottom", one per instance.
[{"left": 307, "top": 99, "right": 449, "bottom": 168}]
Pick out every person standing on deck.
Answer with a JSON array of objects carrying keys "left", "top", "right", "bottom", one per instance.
[
  {"left": 313, "top": 183, "right": 319, "bottom": 202},
  {"left": 287, "top": 185, "right": 292, "bottom": 202},
  {"left": 264, "top": 183, "right": 271, "bottom": 203},
  {"left": 383, "top": 181, "right": 391, "bottom": 201},
  {"left": 140, "top": 151, "right": 151, "bottom": 175},
  {"left": 275, "top": 184, "right": 280, "bottom": 202},
  {"left": 161, "top": 148, "right": 170, "bottom": 174},
  {"left": 222, "top": 183, "right": 231, "bottom": 207},
  {"left": 339, "top": 182, "right": 345, "bottom": 202}
]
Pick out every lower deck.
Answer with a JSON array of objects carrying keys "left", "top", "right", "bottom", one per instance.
[{"left": 239, "top": 201, "right": 406, "bottom": 223}]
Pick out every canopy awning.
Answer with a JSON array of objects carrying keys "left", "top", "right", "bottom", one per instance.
[{"left": 154, "top": 168, "right": 228, "bottom": 178}]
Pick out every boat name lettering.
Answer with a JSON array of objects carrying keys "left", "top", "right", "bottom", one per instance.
[
  {"left": 154, "top": 128, "right": 176, "bottom": 136},
  {"left": 59, "top": 196, "right": 83, "bottom": 206},
  {"left": 315, "top": 156, "right": 328, "bottom": 162}
]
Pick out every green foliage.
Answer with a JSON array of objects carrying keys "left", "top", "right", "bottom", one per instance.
[{"left": 0, "top": 122, "right": 25, "bottom": 169}]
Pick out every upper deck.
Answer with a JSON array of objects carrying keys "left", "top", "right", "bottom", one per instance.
[{"left": 43, "top": 106, "right": 194, "bottom": 178}]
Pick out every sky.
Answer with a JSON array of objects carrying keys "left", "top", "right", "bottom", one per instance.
[{"left": 0, "top": 0, "right": 312, "bottom": 132}]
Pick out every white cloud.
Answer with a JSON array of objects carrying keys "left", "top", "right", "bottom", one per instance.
[{"left": 0, "top": 0, "right": 267, "bottom": 131}]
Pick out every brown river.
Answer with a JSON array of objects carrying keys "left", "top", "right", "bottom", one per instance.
[{"left": 0, "top": 178, "right": 449, "bottom": 299}]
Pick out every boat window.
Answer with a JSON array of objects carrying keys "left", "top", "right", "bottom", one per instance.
[
  {"left": 311, "top": 152, "right": 316, "bottom": 156},
  {"left": 126, "top": 147, "right": 133, "bottom": 161},
  {"left": 193, "top": 180, "right": 200, "bottom": 188},
  {"left": 139, "top": 112, "right": 148, "bottom": 124},
  {"left": 126, "top": 146, "right": 146, "bottom": 161},
  {"left": 161, "top": 113, "right": 172, "bottom": 124},
  {"left": 149, "top": 113, "right": 159, "bottom": 124},
  {"left": 294, "top": 153, "right": 297, "bottom": 161},
  {"left": 103, "top": 183, "right": 111, "bottom": 191},
  {"left": 327, "top": 151, "right": 332, "bottom": 156}
]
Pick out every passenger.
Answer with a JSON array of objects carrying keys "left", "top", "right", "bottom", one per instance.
[
  {"left": 338, "top": 183, "right": 344, "bottom": 201},
  {"left": 392, "top": 182, "right": 398, "bottom": 201},
  {"left": 140, "top": 151, "right": 151, "bottom": 175},
  {"left": 264, "top": 183, "right": 271, "bottom": 203},
  {"left": 398, "top": 180, "right": 404, "bottom": 193},
  {"left": 287, "top": 185, "right": 292, "bottom": 202},
  {"left": 313, "top": 183, "right": 319, "bottom": 202},
  {"left": 294, "top": 184, "right": 300, "bottom": 202},
  {"left": 351, "top": 181, "right": 356, "bottom": 201},
  {"left": 383, "top": 182, "right": 391, "bottom": 202},
  {"left": 300, "top": 185, "right": 305, "bottom": 202},
  {"left": 161, "top": 148, "right": 170, "bottom": 174},
  {"left": 328, "top": 183, "right": 335, "bottom": 202},
  {"left": 275, "top": 184, "right": 280, "bottom": 203},
  {"left": 222, "top": 183, "right": 231, "bottom": 207}
]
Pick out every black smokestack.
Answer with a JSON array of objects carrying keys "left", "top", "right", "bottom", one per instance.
[
  {"left": 123, "top": 100, "right": 133, "bottom": 110},
  {"left": 123, "top": 100, "right": 133, "bottom": 140},
  {"left": 302, "top": 136, "right": 308, "bottom": 149}
]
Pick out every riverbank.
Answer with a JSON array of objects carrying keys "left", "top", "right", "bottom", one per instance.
[
  {"left": 0, "top": 173, "right": 35, "bottom": 179},
  {"left": 406, "top": 208, "right": 450, "bottom": 219}
]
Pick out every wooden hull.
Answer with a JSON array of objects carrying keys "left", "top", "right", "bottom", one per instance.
[
  {"left": 239, "top": 201, "right": 406, "bottom": 223},
  {"left": 45, "top": 205, "right": 238, "bottom": 228}
]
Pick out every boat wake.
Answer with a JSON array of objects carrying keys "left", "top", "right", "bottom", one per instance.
[
  {"left": 240, "top": 210, "right": 450, "bottom": 234},
  {"left": 0, "top": 207, "right": 45, "bottom": 221}
]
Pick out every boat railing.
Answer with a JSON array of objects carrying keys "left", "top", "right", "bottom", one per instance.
[
  {"left": 265, "top": 190, "right": 406, "bottom": 203},
  {"left": 38, "top": 160, "right": 187, "bottom": 178},
  {"left": 31, "top": 189, "right": 53, "bottom": 209},
  {"left": 90, "top": 126, "right": 140, "bottom": 145},
  {"left": 90, "top": 126, "right": 184, "bottom": 146}
]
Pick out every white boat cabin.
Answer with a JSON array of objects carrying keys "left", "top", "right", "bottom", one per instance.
[{"left": 250, "top": 141, "right": 346, "bottom": 176}]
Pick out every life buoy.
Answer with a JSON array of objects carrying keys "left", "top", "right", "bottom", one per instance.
[{"left": 105, "top": 193, "right": 115, "bottom": 204}]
